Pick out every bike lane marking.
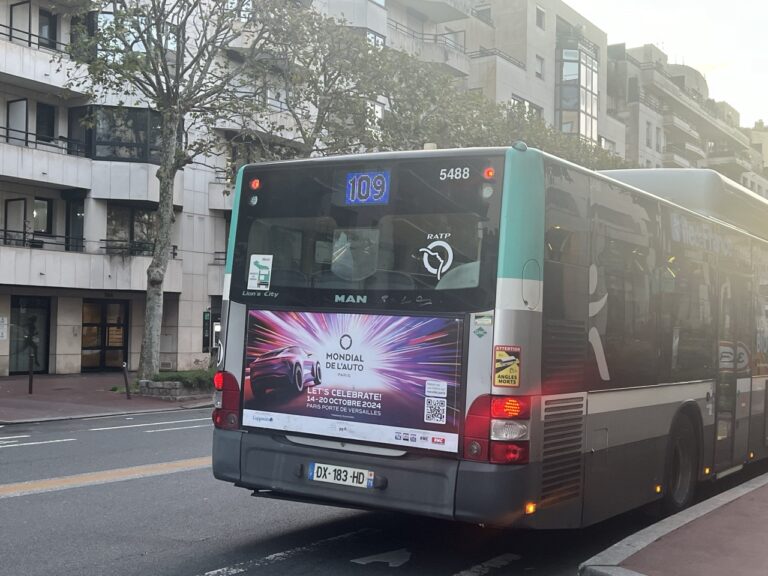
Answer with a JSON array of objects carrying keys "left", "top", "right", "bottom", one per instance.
[{"left": 0, "top": 456, "right": 210, "bottom": 499}]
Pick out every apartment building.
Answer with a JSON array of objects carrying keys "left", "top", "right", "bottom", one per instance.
[
  {"left": 608, "top": 43, "right": 768, "bottom": 196},
  {"left": 0, "top": 1, "right": 227, "bottom": 376},
  {"left": 320, "top": 0, "right": 626, "bottom": 157}
]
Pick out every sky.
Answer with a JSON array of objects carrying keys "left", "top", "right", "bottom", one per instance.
[{"left": 564, "top": 0, "right": 767, "bottom": 127}]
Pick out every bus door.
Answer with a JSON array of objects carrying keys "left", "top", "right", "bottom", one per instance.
[{"left": 715, "top": 269, "right": 752, "bottom": 470}]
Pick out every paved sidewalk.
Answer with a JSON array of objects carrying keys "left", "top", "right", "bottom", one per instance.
[
  {"left": 0, "top": 372, "right": 212, "bottom": 424},
  {"left": 579, "top": 471, "right": 768, "bottom": 576}
]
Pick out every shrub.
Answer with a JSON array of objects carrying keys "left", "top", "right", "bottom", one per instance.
[{"left": 152, "top": 368, "right": 216, "bottom": 390}]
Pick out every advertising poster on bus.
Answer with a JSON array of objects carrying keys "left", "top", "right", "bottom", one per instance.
[{"left": 241, "top": 310, "right": 464, "bottom": 453}]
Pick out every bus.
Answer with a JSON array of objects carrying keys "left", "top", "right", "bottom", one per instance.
[{"left": 212, "top": 144, "right": 768, "bottom": 529}]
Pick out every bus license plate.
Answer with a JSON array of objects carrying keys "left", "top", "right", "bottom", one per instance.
[{"left": 308, "top": 462, "right": 374, "bottom": 488}]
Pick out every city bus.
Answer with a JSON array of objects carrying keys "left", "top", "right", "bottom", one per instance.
[{"left": 212, "top": 144, "right": 768, "bottom": 528}]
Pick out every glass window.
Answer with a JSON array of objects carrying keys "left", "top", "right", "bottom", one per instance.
[
  {"left": 535, "top": 55, "right": 544, "bottom": 80},
  {"left": 38, "top": 9, "right": 57, "bottom": 49},
  {"left": 560, "top": 110, "right": 578, "bottom": 133},
  {"left": 562, "top": 61, "right": 579, "bottom": 82},
  {"left": 544, "top": 164, "right": 589, "bottom": 266},
  {"left": 536, "top": 6, "right": 545, "bottom": 29},
  {"left": 563, "top": 49, "right": 579, "bottom": 61},
  {"left": 658, "top": 208, "right": 716, "bottom": 381},
  {"left": 590, "top": 179, "right": 659, "bottom": 389},
  {"left": 560, "top": 85, "right": 579, "bottom": 110},
  {"left": 36, "top": 103, "right": 56, "bottom": 143},
  {"left": 33, "top": 198, "right": 53, "bottom": 234},
  {"left": 233, "top": 156, "right": 504, "bottom": 313}
]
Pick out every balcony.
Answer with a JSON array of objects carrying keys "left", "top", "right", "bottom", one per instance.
[
  {"left": 208, "top": 170, "right": 235, "bottom": 211},
  {"left": 683, "top": 141, "right": 707, "bottom": 161},
  {"left": 407, "top": 0, "right": 473, "bottom": 22},
  {"left": 662, "top": 112, "right": 700, "bottom": 142},
  {"left": 0, "top": 23, "right": 85, "bottom": 97},
  {"left": 90, "top": 161, "right": 184, "bottom": 207},
  {"left": 0, "top": 127, "right": 91, "bottom": 189},
  {"left": 662, "top": 145, "right": 691, "bottom": 168},
  {"left": 0, "top": 234, "right": 182, "bottom": 292},
  {"left": 640, "top": 63, "right": 749, "bottom": 150},
  {"left": 703, "top": 149, "right": 753, "bottom": 179},
  {"left": 387, "top": 19, "right": 469, "bottom": 76}
]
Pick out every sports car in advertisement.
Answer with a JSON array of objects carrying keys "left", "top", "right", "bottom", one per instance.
[
  {"left": 248, "top": 346, "right": 322, "bottom": 395},
  {"left": 241, "top": 310, "right": 464, "bottom": 453}
]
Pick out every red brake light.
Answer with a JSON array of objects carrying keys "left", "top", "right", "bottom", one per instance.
[
  {"left": 249, "top": 178, "right": 261, "bottom": 190},
  {"left": 490, "top": 396, "right": 530, "bottom": 419},
  {"left": 483, "top": 167, "right": 496, "bottom": 180},
  {"left": 212, "top": 371, "right": 240, "bottom": 430}
]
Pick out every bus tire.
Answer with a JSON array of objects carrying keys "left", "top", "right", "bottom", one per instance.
[{"left": 661, "top": 414, "right": 698, "bottom": 514}]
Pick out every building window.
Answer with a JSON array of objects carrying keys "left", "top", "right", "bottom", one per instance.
[
  {"left": 646, "top": 122, "right": 652, "bottom": 148},
  {"left": 33, "top": 198, "right": 53, "bottom": 234},
  {"left": 38, "top": 9, "right": 57, "bottom": 49},
  {"left": 656, "top": 127, "right": 662, "bottom": 152},
  {"left": 36, "top": 103, "right": 56, "bottom": 144},
  {"left": 106, "top": 204, "right": 157, "bottom": 255},
  {"left": 536, "top": 6, "right": 546, "bottom": 30},
  {"left": 556, "top": 46, "right": 599, "bottom": 141},
  {"left": 535, "top": 55, "right": 544, "bottom": 80},
  {"left": 68, "top": 106, "right": 164, "bottom": 163},
  {"left": 366, "top": 29, "right": 385, "bottom": 48}
]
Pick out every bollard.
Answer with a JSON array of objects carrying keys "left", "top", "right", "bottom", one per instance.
[
  {"left": 122, "top": 361, "right": 131, "bottom": 400},
  {"left": 28, "top": 352, "right": 34, "bottom": 395}
]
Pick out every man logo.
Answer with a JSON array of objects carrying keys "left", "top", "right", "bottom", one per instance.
[{"left": 335, "top": 294, "right": 367, "bottom": 304}]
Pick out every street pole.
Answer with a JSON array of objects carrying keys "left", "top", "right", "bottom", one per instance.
[
  {"left": 122, "top": 362, "right": 131, "bottom": 400},
  {"left": 28, "top": 352, "right": 34, "bottom": 395}
]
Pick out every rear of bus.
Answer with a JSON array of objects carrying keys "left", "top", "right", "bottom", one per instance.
[{"left": 212, "top": 147, "right": 548, "bottom": 527}]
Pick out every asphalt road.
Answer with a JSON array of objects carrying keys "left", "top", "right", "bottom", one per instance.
[{"left": 1, "top": 410, "right": 762, "bottom": 576}]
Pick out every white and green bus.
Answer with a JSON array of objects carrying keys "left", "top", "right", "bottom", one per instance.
[{"left": 212, "top": 145, "right": 768, "bottom": 528}]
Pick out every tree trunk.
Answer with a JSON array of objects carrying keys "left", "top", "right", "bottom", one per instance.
[{"left": 137, "top": 111, "right": 181, "bottom": 379}]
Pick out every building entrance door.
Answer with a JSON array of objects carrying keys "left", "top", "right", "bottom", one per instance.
[
  {"left": 81, "top": 300, "right": 128, "bottom": 371},
  {"left": 9, "top": 296, "right": 50, "bottom": 374}
]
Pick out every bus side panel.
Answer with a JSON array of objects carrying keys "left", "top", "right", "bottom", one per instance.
[{"left": 581, "top": 383, "right": 713, "bottom": 526}]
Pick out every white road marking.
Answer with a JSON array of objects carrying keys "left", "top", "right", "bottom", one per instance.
[
  {"left": 145, "top": 424, "right": 211, "bottom": 433},
  {"left": 351, "top": 548, "right": 411, "bottom": 567},
  {"left": 0, "top": 435, "right": 31, "bottom": 441},
  {"left": 0, "top": 438, "right": 76, "bottom": 449},
  {"left": 89, "top": 418, "right": 210, "bottom": 431},
  {"left": 452, "top": 554, "right": 522, "bottom": 576},
  {"left": 198, "top": 529, "right": 377, "bottom": 576}
]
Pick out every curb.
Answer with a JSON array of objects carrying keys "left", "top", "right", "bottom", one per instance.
[
  {"left": 0, "top": 401, "right": 213, "bottom": 425},
  {"left": 579, "top": 470, "right": 768, "bottom": 576}
]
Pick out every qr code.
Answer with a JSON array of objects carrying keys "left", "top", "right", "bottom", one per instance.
[{"left": 424, "top": 397, "right": 447, "bottom": 424}]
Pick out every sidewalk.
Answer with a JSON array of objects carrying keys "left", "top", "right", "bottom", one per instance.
[
  {"left": 579, "top": 471, "right": 768, "bottom": 576},
  {"left": 0, "top": 372, "right": 212, "bottom": 424}
]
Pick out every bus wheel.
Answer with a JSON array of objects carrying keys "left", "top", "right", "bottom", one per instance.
[
  {"left": 293, "top": 364, "right": 304, "bottom": 393},
  {"left": 662, "top": 415, "right": 698, "bottom": 514}
]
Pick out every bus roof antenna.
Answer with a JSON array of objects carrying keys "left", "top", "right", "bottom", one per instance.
[{"left": 512, "top": 141, "right": 528, "bottom": 151}]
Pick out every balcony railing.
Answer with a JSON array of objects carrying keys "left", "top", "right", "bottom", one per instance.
[
  {"left": 466, "top": 47, "right": 525, "bottom": 70},
  {"left": 387, "top": 19, "right": 466, "bottom": 53},
  {"left": 0, "top": 230, "right": 179, "bottom": 259},
  {"left": 212, "top": 251, "right": 227, "bottom": 264},
  {"left": 0, "top": 22, "right": 68, "bottom": 53},
  {"left": 2, "top": 229, "right": 85, "bottom": 252},
  {"left": 1, "top": 126, "right": 87, "bottom": 156},
  {"left": 100, "top": 239, "right": 179, "bottom": 259}
]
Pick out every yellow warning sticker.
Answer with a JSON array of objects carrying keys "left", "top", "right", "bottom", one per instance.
[{"left": 494, "top": 345, "right": 521, "bottom": 388}]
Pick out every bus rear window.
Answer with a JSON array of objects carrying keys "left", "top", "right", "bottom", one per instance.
[{"left": 231, "top": 155, "right": 503, "bottom": 312}]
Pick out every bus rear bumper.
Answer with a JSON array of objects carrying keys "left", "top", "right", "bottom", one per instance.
[{"left": 213, "top": 429, "right": 539, "bottom": 527}]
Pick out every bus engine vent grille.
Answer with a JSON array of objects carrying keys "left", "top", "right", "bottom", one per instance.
[{"left": 541, "top": 396, "right": 585, "bottom": 506}]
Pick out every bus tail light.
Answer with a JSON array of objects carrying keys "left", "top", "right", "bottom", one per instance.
[
  {"left": 212, "top": 370, "right": 240, "bottom": 430},
  {"left": 463, "top": 394, "right": 531, "bottom": 464}
]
